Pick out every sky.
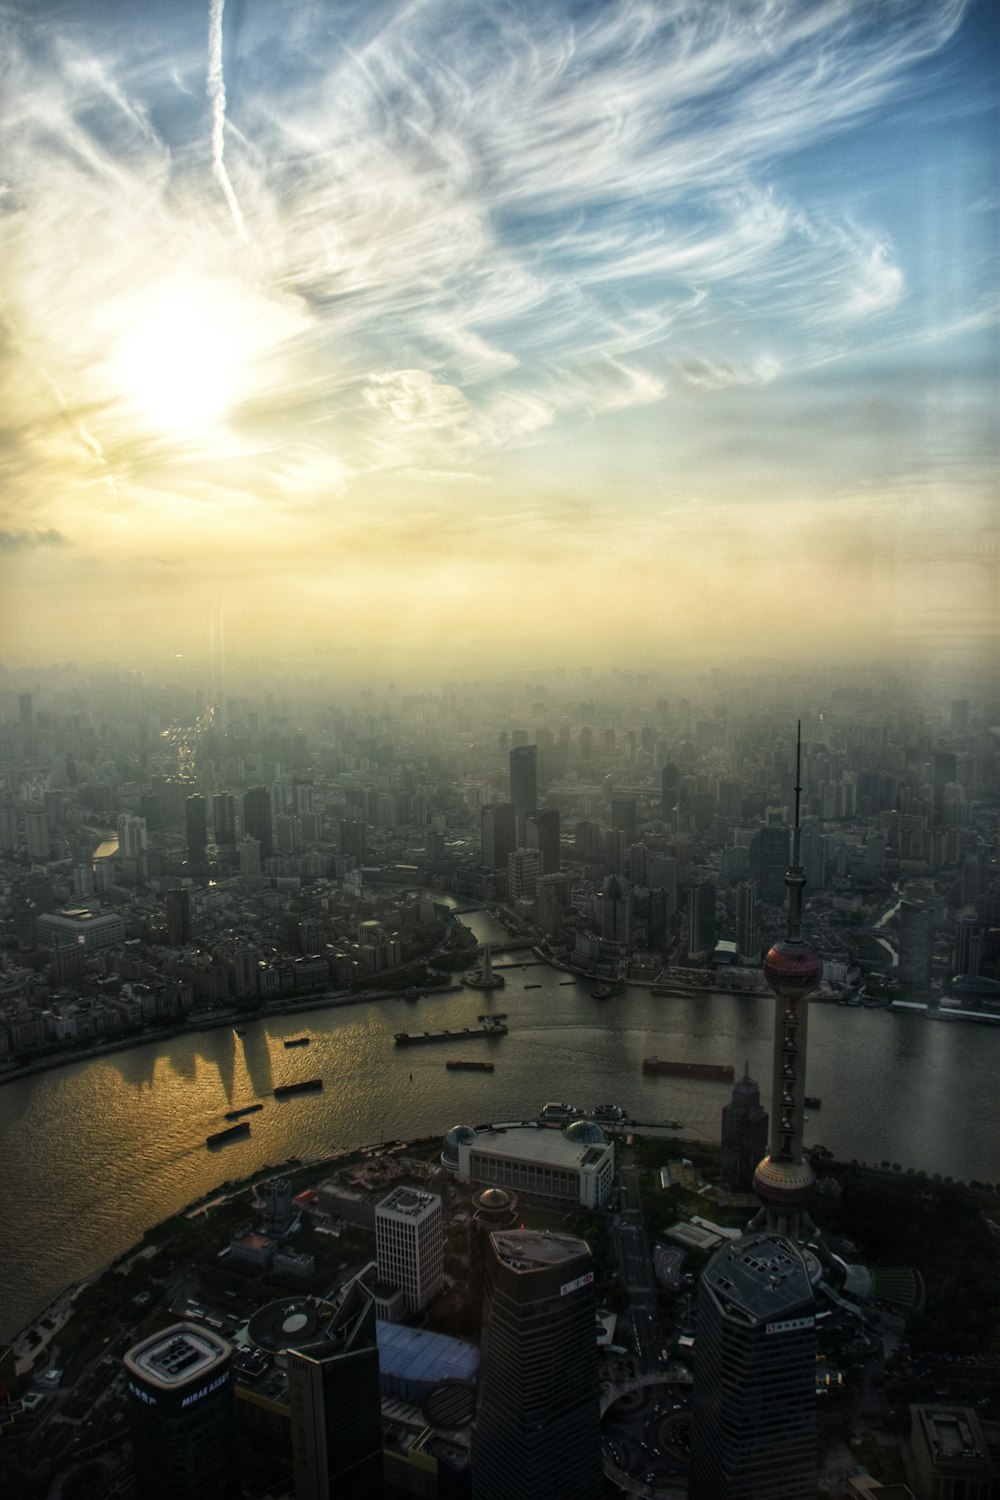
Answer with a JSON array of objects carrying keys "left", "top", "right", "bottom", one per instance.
[{"left": 1, "top": 0, "right": 997, "bottom": 678}]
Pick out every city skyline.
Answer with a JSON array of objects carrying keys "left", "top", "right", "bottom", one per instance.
[{"left": 1, "top": 0, "right": 997, "bottom": 675}]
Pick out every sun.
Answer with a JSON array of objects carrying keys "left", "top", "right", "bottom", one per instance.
[{"left": 112, "top": 286, "right": 248, "bottom": 432}]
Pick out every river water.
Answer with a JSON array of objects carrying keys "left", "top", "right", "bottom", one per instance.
[{"left": 2, "top": 905, "right": 997, "bottom": 1340}]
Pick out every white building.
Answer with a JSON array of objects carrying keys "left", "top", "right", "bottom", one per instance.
[
  {"left": 36, "top": 908, "right": 126, "bottom": 952},
  {"left": 375, "top": 1187, "right": 444, "bottom": 1314},
  {"left": 454, "top": 1123, "right": 615, "bottom": 1210}
]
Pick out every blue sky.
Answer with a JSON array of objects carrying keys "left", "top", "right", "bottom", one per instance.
[{"left": 1, "top": 0, "right": 996, "bottom": 672}]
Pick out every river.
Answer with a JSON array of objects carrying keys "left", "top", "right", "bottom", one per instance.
[{"left": 2, "top": 904, "right": 997, "bottom": 1340}]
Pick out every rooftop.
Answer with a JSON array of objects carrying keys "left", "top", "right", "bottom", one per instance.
[
  {"left": 491, "top": 1229, "right": 590, "bottom": 1272},
  {"left": 125, "top": 1323, "right": 229, "bottom": 1390},
  {"left": 467, "top": 1124, "right": 612, "bottom": 1170},
  {"left": 704, "top": 1232, "right": 814, "bottom": 1321}
]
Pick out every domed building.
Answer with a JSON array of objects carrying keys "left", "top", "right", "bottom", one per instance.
[
  {"left": 562, "top": 1118, "right": 606, "bottom": 1146},
  {"left": 441, "top": 1123, "right": 477, "bottom": 1173},
  {"left": 468, "top": 1185, "right": 520, "bottom": 1328}
]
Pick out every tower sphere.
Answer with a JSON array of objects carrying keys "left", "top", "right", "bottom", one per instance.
[
  {"left": 752, "top": 1155, "right": 817, "bottom": 1210},
  {"left": 763, "top": 938, "right": 822, "bottom": 998}
]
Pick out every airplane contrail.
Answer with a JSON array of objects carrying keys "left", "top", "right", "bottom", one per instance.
[{"left": 207, "top": 0, "right": 245, "bottom": 235}]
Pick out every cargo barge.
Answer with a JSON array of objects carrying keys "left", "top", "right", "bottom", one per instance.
[
  {"left": 643, "top": 1057, "right": 734, "bottom": 1081},
  {"left": 206, "top": 1121, "right": 251, "bottom": 1146},
  {"left": 446, "top": 1059, "right": 495, "bottom": 1071},
  {"left": 224, "top": 1103, "right": 264, "bottom": 1121},
  {"left": 395, "top": 1014, "right": 507, "bottom": 1046},
  {"left": 283, "top": 1036, "right": 310, "bottom": 1048},
  {"left": 804, "top": 1096, "right": 821, "bottom": 1109},
  {"left": 273, "top": 1078, "right": 324, "bottom": 1096}
]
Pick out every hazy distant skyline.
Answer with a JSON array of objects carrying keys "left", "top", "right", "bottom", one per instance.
[{"left": 1, "top": 0, "right": 997, "bottom": 674}]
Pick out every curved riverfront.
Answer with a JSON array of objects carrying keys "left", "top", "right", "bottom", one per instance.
[{"left": 1, "top": 908, "right": 998, "bottom": 1339}]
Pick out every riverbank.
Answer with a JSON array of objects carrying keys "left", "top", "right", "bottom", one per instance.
[{"left": 0, "top": 981, "right": 462, "bottom": 1086}]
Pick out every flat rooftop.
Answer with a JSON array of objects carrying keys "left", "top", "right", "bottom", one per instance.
[
  {"left": 125, "top": 1323, "right": 229, "bottom": 1390},
  {"left": 468, "top": 1126, "right": 611, "bottom": 1169},
  {"left": 491, "top": 1229, "right": 589, "bottom": 1271},
  {"left": 378, "top": 1186, "right": 441, "bottom": 1218},
  {"left": 703, "top": 1232, "right": 814, "bottom": 1321}
]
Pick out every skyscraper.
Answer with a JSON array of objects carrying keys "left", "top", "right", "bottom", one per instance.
[
  {"left": 480, "top": 802, "right": 516, "bottom": 872},
  {"left": 720, "top": 1065, "right": 769, "bottom": 1192},
  {"left": 750, "top": 824, "right": 790, "bottom": 905},
  {"left": 736, "top": 881, "right": 760, "bottom": 963},
  {"left": 472, "top": 1230, "right": 602, "bottom": 1500},
  {"left": 123, "top": 1322, "right": 239, "bottom": 1500},
  {"left": 509, "top": 744, "right": 537, "bottom": 837},
  {"left": 525, "top": 807, "right": 560, "bottom": 874},
  {"left": 898, "top": 900, "right": 934, "bottom": 989},
  {"left": 687, "top": 879, "right": 716, "bottom": 960},
  {"left": 185, "top": 794, "right": 208, "bottom": 874},
  {"left": 375, "top": 1187, "right": 443, "bottom": 1314},
  {"left": 601, "top": 874, "right": 633, "bottom": 945},
  {"left": 212, "top": 792, "right": 237, "bottom": 852},
  {"left": 286, "top": 1278, "right": 384, "bottom": 1500},
  {"left": 242, "top": 785, "right": 274, "bottom": 859},
  {"left": 689, "top": 1233, "right": 816, "bottom": 1500}
]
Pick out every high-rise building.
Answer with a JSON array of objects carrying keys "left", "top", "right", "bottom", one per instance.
[
  {"left": 339, "top": 819, "right": 367, "bottom": 864},
  {"left": 509, "top": 745, "right": 537, "bottom": 835},
  {"left": 628, "top": 841, "right": 649, "bottom": 887},
  {"left": 720, "top": 1065, "right": 769, "bottom": 1192},
  {"left": 286, "top": 1277, "right": 384, "bottom": 1500},
  {"left": 375, "top": 1187, "right": 443, "bottom": 1314},
  {"left": 898, "top": 900, "right": 934, "bottom": 989},
  {"left": 213, "top": 792, "right": 237, "bottom": 852},
  {"left": 647, "top": 886, "right": 669, "bottom": 953},
  {"left": 242, "top": 785, "right": 274, "bottom": 859},
  {"left": 603, "top": 826, "right": 626, "bottom": 876},
  {"left": 165, "top": 887, "right": 192, "bottom": 946},
  {"left": 123, "top": 1322, "right": 239, "bottom": 1500},
  {"left": 610, "top": 796, "right": 636, "bottom": 846},
  {"left": 507, "top": 846, "right": 543, "bottom": 903},
  {"left": 689, "top": 1232, "right": 816, "bottom": 1500},
  {"left": 239, "top": 835, "right": 262, "bottom": 889},
  {"left": 933, "top": 751, "right": 958, "bottom": 826},
  {"left": 601, "top": 874, "right": 633, "bottom": 945},
  {"left": 687, "top": 880, "right": 716, "bottom": 960},
  {"left": 736, "top": 881, "right": 760, "bottom": 963},
  {"left": 480, "top": 802, "right": 516, "bottom": 873},
  {"left": 750, "top": 824, "right": 789, "bottom": 905},
  {"left": 117, "top": 813, "right": 149, "bottom": 861},
  {"left": 472, "top": 1229, "right": 602, "bottom": 1500},
  {"left": 525, "top": 808, "right": 560, "bottom": 874},
  {"left": 24, "top": 805, "right": 50, "bottom": 861},
  {"left": 185, "top": 794, "right": 209, "bottom": 874},
  {"left": 953, "top": 915, "right": 982, "bottom": 978}
]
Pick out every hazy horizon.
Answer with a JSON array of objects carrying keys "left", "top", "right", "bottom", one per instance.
[{"left": 2, "top": 0, "right": 997, "bottom": 675}]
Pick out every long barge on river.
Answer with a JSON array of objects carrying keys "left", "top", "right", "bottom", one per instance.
[
  {"left": 395, "top": 1014, "right": 507, "bottom": 1047},
  {"left": 446, "top": 1059, "right": 496, "bottom": 1071},
  {"left": 206, "top": 1121, "right": 251, "bottom": 1146},
  {"left": 643, "top": 1057, "right": 734, "bottom": 1081},
  {"left": 273, "top": 1078, "right": 324, "bottom": 1096},
  {"left": 225, "top": 1103, "right": 264, "bottom": 1121}
]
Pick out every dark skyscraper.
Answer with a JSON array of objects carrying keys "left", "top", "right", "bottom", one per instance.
[
  {"left": 736, "top": 880, "right": 760, "bottom": 962},
  {"left": 480, "top": 802, "right": 516, "bottom": 872},
  {"left": 165, "top": 887, "right": 192, "bottom": 946},
  {"left": 687, "top": 879, "right": 716, "bottom": 960},
  {"left": 525, "top": 807, "right": 560, "bottom": 874},
  {"left": 212, "top": 791, "right": 237, "bottom": 852},
  {"left": 123, "top": 1323, "right": 239, "bottom": 1500},
  {"left": 720, "top": 1065, "right": 769, "bottom": 1192},
  {"left": 242, "top": 785, "right": 273, "bottom": 859},
  {"left": 473, "top": 1230, "right": 602, "bottom": 1500},
  {"left": 751, "top": 823, "right": 790, "bottom": 905},
  {"left": 689, "top": 1233, "right": 816, "bottom": 1500},
  {"left": 509, "top": 744, "right": 537, "bottom": 835},
  {"left": 286, "top": 1278, "right": 383, "bottom": 1500},
  {"left": 185, "top": 793, "right": 208, "bottom": 874}
]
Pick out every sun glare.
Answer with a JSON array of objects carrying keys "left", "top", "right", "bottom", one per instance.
[{"left": 113, "top": 290, "right": 247, "bottom": 432}]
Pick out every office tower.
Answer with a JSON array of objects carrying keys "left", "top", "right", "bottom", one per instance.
[
  {"left": 0, "top": 795, "right": 17, "bottom": 852},
  {"left": 239, "top": 835, "right": 262, "bottom": 889},
  {"left": 525, "top": 807, "right": 560, "bottom": 874},
  {"left": 720, "top": 1066, "right": 769, "bottom": 1192},
  {"left": 661, "top": 761, "right": 680, "bottom": 814},
  {"left": 24, "top": 805, "right": 50, "bottom": 861},
  {"left": 185, "top": 794, "right": 209, "bottom": 874},
  {"left": 628, "top": 841, "right": 648, "bottom": 887},
  {"left": 933, "top": 751, "right": 958, "bottom": 826},
  {"left": 123, "top": 1322, "right": 239, "bottom": 1500},
  {"left": 898, "top": 900, "right": 934, "bottom": 989},
  {"left": 472, "top": 1229, "right": 602, "bottom": 1500},
  {"left": 509, "top": 744, "right": 537, "bottom": 837},
  {"left": 647, "top": 886, "right": 669, "bottom": 953},
  {"left": 603, "top": 826, "right": 626, "bottom": 875},
  {"left": 507, "top": 846, "right": 543, "bottom": 902},
  {"left": 689, "top": 1233, "right": 816, "bottom": 1500},
  {"left": 117, "top": 813, "right": 148, "bottom": 861},
  {"left": 18, "top": 691, "right": 33, "bottom": 729},
  {"left": 286, "top": 1277, "right": 383, "bottom": 1500},
  {"left": 953, "top": 915, "right": 982, "bottom": 977},
  {"left": 165, "top": 887, "right": 192, "bottom": 946},
  {"left": 687, "top": 880, "right": 716, "bottom": 960},
  {"left": 536, "top": 872, "right": 574, "bottom": 940},
  {"left": 649, "top": 854, "right": 678, "bottom": 913},
  {"left": 736, "top": 881, "right": 760, "bottom": 963},
  {"left": 610, "top": 795, "right": 636, "bottom": 846},
  {"left": 601, "top": 874, "right": 633, "bottom": 945},
  {"left": 242, "top": 785, "right": 274, "bottom": 859},
  {"left": 753, "top": 724, "right": 822, "bottom": 1241},
  {"left": 573, "top": 819, "right": 602, "bottom": 860},
  {"left": 750, "top": 824, "right": 789, "bottom": 904},
  {"left": 375, "top": 1187, "right": 443, "bottom": 1313},
  {"left": 480, "top": 802, "right": 516, "bottom": 872},
  {"left": 212, "top": 792, "right": 237, "bottom": 851},
  {"left": 339, "top": 819, "right": 367, "bottom": 864}
]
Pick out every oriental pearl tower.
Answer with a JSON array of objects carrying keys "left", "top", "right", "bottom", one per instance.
[{"left": 753, "top": 723, "right": 822, "bottom": 1241}]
